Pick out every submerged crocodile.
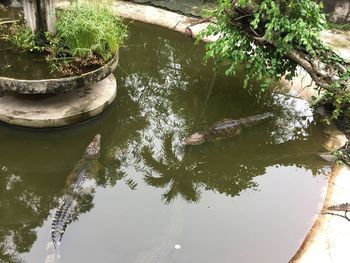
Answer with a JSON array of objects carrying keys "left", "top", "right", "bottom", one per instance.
[
  {"left": 182, "top": 112, "right": 273, "bottom": 145},
  {"left": 51, "top": 134, "right": 101, "bottom": 248},
  {"left": 323, "top": 203, "right": 350, "bottom": 221}
]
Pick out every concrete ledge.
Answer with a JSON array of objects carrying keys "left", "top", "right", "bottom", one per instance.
[
  {"left": 112, "top": 0, "right": 218, "bottom": 42},
  {"left": 0, "top": 73, "right": 117, "bottom": 128},
  {"left": 0, "top": 52, "right": 119, "bottom": 94},
  {"left": 290, "top": 165, "right": 350, "bottom": 263}
]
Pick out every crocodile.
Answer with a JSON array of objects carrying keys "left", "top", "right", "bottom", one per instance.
[
  {"left": 182, "top": 112, "right": 273, "bottom": 145},
  {"left": 323, "top": 203, "right": 350, "bottom": 221},
  {"left": 51, "top": 134, "right": 101, "bottom": 248}
]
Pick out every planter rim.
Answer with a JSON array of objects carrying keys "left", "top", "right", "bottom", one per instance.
[
  {"left": 0, "top": 51, "right": 119, "bottom": 94},
  {"left": 0, "top": 73, "right": 117, "bottom": 128}
]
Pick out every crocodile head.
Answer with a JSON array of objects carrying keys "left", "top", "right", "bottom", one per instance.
[
  {"left": 84, "top": 134, "right": 101, "bottom": 158},
  {"left": 182, "top": 132, "right": 205, "bottom": 145}
]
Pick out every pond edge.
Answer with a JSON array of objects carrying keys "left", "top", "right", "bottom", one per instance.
[{"left": 63, "top": 1, "right": 348, "bottom": 262}]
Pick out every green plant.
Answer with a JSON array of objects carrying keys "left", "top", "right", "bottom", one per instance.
[
  {"left": 200, "top": 0, "right": 350, "bottom": 120},
  {"left": 1, "top": 21, "right": 42, "bottom": 52},
  {"left": 55, "top": 3, "right": 127, "bottom": 61},
  {"left": 332, "top": 148, "right": 350, "bottom": 165},
  {"left": 1, "top": 2, "right": 127, "bottom": 75},
  {"left": 327, "top": 22, "right": 350, "bottom": 31}
]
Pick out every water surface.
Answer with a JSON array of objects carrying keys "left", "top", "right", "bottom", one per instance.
[{"left": 0, "top": 22, "right": 328, "bottom": 263}]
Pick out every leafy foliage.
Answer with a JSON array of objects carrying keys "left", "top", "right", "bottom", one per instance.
[
  {"left": 327, "top": 22, "right": 350, "bottom": 32},
  {"left": 332, "top": 148, "right": 350, "bottom": 165},
  {"left": 55, "top": 3, "right": 126, "bottom": 61},
  {"left": 0, "top": 21, "right": 40, "bottom": 52},
  {"left": 200, "top": 0, "right": 350, "bottom": 120},
  {"left": 202, "top": 0, "right": 324, "bottom": 89},
  {"left": 0, "top": 2, "right": 127, "bottom": 75}
]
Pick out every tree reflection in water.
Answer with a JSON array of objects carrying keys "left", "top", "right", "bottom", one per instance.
[
  {"left": 0, "top": 21, "right": 329, "bottom": 261},
  {"left": 142, "top": 134, "right": 202, "bottom": 203},
  {"left": 121, "top": 22, "right": 327, "bottom": 204},
  {"left": 0, "top": 165, "right": 58, "bottom": 262},
  {"left": 139, "top": 101, "right": 327, "bottom": 204},
  {"left": 140, "top": 130, "right": 327, "bottom": 204},
  {"left": 0, "top": 243, "right": 24, "bottom": 263}
]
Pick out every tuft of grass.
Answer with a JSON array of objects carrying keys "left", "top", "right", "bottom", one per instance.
[
  {"left": 1, "top": 2, "right": 127, "bottom": 75},
  {"left": 327, "top": 22, "right": 350, "bottom": 32},
  {"left": 0, "top": 21, "right": 40, "bottom": 51},
  {"left": 55, "top": 3, "right": 127, "bottom": 61}
]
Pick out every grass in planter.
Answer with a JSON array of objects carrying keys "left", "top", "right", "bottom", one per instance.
[
  {"left": 0, "top": 3, "right": 127, "bottom": 76},
  {"left": 55, "top": 3, "right": 127, "bottom": 62},
  {"left": 1, "top": 21, "right": 39, "bottom": 51}
]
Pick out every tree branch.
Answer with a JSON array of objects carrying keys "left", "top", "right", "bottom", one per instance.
[{"left": 225, "top": 3, "right": 349, "bottom": 93}]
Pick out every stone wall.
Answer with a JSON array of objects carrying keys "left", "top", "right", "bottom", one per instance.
[
  {"left": 323, "top": 0, "right": 350, "bottom": 23},
  {"left": 0, "top": 0, "right": 21, "bottom": 7},
  {"left": 2, "top": 0, "right": 349, "bottom": 24}
]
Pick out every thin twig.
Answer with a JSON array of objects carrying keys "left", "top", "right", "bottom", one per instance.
[
  {"left": 322, "top": 211, "right": 350, "bottom": 222},
  {"left": 0, "top": 20, "right": 19, "bottom": 25}
]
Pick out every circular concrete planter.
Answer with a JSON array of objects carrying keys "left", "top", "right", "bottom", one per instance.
[
  {"left": 0, "top": 52, "right": 119, "bottom": 94},
  {"left": 0, "top": 51, "right": 119, "bottom": 127},
  {"left": 0, "top": 73, "right": 117, "bottom": 128}
]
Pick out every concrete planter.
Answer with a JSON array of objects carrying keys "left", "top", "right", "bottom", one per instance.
[
  {"left": 0, "top": 73, "right": 117, "bottom": 128},
  {"left": 0, "top": 51, "right": 119, "bottom": 94},
  {"left": 0, "top": 51, "right": 119, "bottom": 128}
]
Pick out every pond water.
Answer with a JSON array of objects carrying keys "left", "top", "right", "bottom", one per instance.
[
  {"left": 0, "top": 22, "right": 329, "bottom": 263},
  {"left": 0, "top": 7, "right": 64, "bottom": 80}
]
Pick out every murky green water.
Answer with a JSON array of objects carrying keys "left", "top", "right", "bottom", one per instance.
[
  {"left": 0, "top": 21, "right": 329, "bottom": 263},
  {"left": 0, "top": 7, "right": 60, "bottom": 80}
]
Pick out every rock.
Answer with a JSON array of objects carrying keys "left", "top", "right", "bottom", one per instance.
[
  {"left": 319, "top": 152, "right": 336, "bottom": 163},
  {"left": 323, "top": 123, "right": 349, "bottom": 151},
  {"left": 10, "top": 0, "right": 21, "bottom": 8}
]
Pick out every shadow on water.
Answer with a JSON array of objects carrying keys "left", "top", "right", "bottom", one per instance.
[{"left": 0, "top": 21, "right": 329, "bottom": 262}]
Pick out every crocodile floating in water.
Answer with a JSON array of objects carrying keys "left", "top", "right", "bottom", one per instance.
[
  {"left": 182, "top": 112, "right": 273, "bottom": 145},
  {"left": 323, "top": 203, "right": 350, "bottom": 221},
  {"left": 50, "top": 134, "right": 101, "bottom": 248}
]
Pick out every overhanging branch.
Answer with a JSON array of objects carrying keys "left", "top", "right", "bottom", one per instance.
[{"left": 224, "top": 3, "right": 349, "bottom": 93}]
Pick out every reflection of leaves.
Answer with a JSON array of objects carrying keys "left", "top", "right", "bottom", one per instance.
[
  {"left": 75, "top": 194, "right": 94, "bottom": 216},
  {"left": 96, "top": 166, "right": 125, "bottom": 188},
  {"left": 162, "top": 179, "right": 200, "bottom": 203},
  {"left": 13, "top": 225, "right": 37, "bottom": 253},
  {"left": 0, "top": 243, "right": 24, "bottom": 263},
  {"left": 162, "top": 133, "right": 178, "bottom": 162},
  {"left": 124, "top": 178, "right": 138, "bottom": 190},
  {"left": 268, "top": 94, "right": 317, "bottom": 144},
  {"left": 142, "top": 147, "right": 168, "bottom": 175},
  {"left": 144, "top": 171, "right": 201, "bottom": 203},
  {"left": 119, "top": 24, "right": 326, "bottom": 206},
  {"left": 0, "top": 166, "right": 60, "bottom": 256},
  {"left": 141, "top": 133, "right": 201, "bottom": 204}
]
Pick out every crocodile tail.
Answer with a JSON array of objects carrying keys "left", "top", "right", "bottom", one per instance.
[
  {"left": 327, "top": 202, "right": 350, "bottom": 211},
  {"left": 45, "top": 196, "right": 77, "bottom": 263},
  {"left": 51, "top": 196, "right": 77, "bottom": 247},
  {"left": 240, "top": 112, "right": 273, "bottom": 127},
  {"left": 45, "top": 241, "right": 61, "bottom": 263}
]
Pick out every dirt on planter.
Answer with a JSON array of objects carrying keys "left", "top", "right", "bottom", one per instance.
[{"left": 57, "top": 55, "right": 105, "bottom": 76}]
